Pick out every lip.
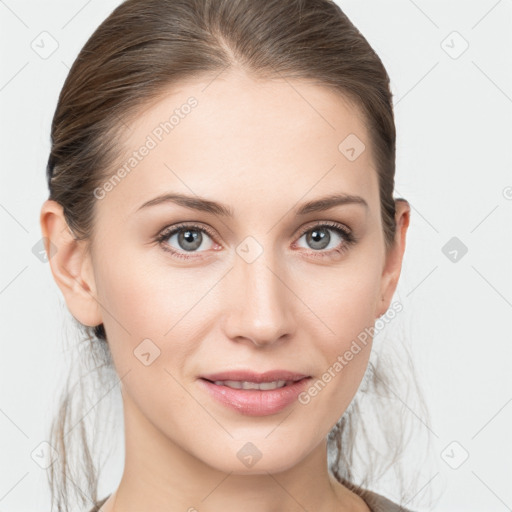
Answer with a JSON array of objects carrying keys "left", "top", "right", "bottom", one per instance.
[{"left": 198, "top": 370, "right": 311, "bottom": 416}]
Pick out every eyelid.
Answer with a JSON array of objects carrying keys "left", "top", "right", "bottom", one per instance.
[{"left": 295, "top": 219, "right": 351, "bottom": 238}]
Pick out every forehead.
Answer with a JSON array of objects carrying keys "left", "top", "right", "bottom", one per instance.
[{"left": 97, "top": 70, "right": 379, "bottom": 220}]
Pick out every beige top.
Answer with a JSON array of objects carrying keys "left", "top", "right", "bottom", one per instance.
[
  {"left": 89, "top": 489, "right": 413, "bottom": 512},
  {"left": 362, "top": 488, "right": 414, "bottom": 511}
]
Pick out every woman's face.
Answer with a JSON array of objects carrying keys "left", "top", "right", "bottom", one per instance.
[{"left": 73, "top": 70, "right": 405, "bottom": 474}]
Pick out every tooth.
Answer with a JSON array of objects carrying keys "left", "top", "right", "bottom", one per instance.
[
  {"left": 224, "top": 380, "right": 243, "bottom": 389},
  {"left": 212, "top": 380, "right": 290, "bottom": 390},
  {"left": 258, "top": 381, "right": 277, "bottom": 390},
  {"left": 242, "top": 381, "right": 259, "bottom": 389}
]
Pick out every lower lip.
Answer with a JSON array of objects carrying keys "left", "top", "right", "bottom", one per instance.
[{"left": 198, "top": 378, "right": 311, "bottom": 416}]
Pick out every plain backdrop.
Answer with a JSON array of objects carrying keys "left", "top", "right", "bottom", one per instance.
[{"left": 0, "top": 1, "right": 511, "bottom": 511}]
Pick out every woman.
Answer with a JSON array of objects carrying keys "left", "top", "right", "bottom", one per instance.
[{"left": 40, "top": 0, "right": 429, "bottom": 510}]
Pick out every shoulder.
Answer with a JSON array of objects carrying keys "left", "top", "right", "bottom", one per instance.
[
  {"left": 360, "top": 488, "right": 415, "bottom": 512},
  {"left": 87, "top": 495, "right": 110, "bottom": 512},
  {"left": 328, "top": 473, "right": 413, "bottom": 512}
]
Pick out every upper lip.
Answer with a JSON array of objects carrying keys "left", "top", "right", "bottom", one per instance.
[{"left": 200, "top": 370, "right": 310, "bottom": 383}]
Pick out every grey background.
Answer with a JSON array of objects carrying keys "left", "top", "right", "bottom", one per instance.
[{"left": 0, "top": 0, "right": 511, "bottom": 510}]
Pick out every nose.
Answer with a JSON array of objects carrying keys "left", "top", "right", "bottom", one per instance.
[{"left": 221, "top": 248, "right": 296, "bottom": 348}]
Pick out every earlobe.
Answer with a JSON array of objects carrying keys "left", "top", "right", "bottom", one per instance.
[
  {"left": 376, "top": 199, "right": 411, "bottom": 318},
  {"left": 39, "top": 199, "right": 103, "bottom": 327}
]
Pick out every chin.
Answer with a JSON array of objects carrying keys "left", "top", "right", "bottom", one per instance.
[{"left": 197, "top": 437, "right": 311, "bottom": 475}]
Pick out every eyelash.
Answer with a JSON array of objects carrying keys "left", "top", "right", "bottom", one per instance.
[{"left": 154, "top": 221, "right": 357, "bottom": 261}]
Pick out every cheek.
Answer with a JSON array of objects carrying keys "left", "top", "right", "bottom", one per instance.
[
  {"left": 295, "top": 258, "right": 381, "bottom": 410},
  {"left": 299, "top": 255, "right": 381, "bottom": 346},
  {"left": 92, "top": 245, "right": 200, "bottom": 372},
  {"left": 93, "top": 243, "right": 231, "bottom": 395},
  {"left": 93, "top": 252, "right": 205, "bottom": 427},
  {"left": 325, "top": 273, "right": 380, "bottom": 348}
]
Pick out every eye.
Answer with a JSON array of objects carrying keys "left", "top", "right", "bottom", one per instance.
[
  {"left": 294, "top": 221, "right": 356, "bottom": 259},
  {"left": 155, "top": 223, "right": 217, "bottom": 260}
]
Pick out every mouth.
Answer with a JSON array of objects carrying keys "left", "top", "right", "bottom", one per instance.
[{"left": 197, "top": 370, "right": 311, "bottom": 416}]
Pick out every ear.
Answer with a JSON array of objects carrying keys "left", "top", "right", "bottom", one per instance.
[
  {"left": 376, "top": 199, "right": 410, "bottom": 318},
  {"left": 39, "top": 199, "right": 103, "bottom": 327}
]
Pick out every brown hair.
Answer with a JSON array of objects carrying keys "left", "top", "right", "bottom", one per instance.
[{"left": 45, "top": 0, "right": 432, "bottom": 510}]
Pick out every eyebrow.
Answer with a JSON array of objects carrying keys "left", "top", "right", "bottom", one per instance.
[{"left": 135, "top": 192, "right": 368, "bottom": 217}]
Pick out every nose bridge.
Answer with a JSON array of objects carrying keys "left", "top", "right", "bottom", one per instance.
[{"left": 223, "top": 240, "right": 295, "bottom": 346}]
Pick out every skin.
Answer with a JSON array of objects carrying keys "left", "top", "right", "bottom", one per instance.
[{"left": 40, "top": 68, "right": 410, "bottom": 512}]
